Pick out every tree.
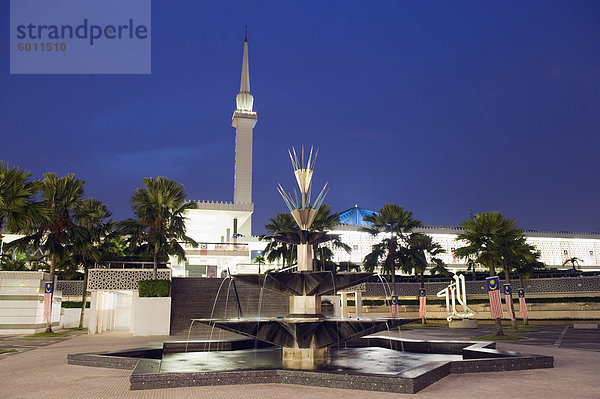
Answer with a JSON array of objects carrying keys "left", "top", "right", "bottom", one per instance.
[
  {"left": 70, "top": 199, "right": 113, "bottom": 328},
  {"left": 7, "top": 173, "right": 87, "bottom": 332},
  {"left": 261, "top": 205, "right": 351, "bottom": 272},
  {"left": 430, "top": 259, "right": 450, "bottom": 277},
  {"left": 420, "top": 235, "right": 446, "bottom": 280},
  {"left": 454, "top": 212, "right": 521, "bottom": 335},
  {"left": 512, "top": 249, "right": 543, "bottom": 326},
  {"left": 0, "top": 255, "right": 29, "bottom": 271},
  {"left": 253, "top": 255, "right": 266, "bottom": 274},
  {"left": 120, "top": 177, "right": 198, "bottom": 279},
  {"left": 260, "top": 213, "right": 298, "bottom": 269},
  {"left": 0, "top": 161, "right": 45, "bottom": 254},
  {"left": 397, "top": 233, "right": 428, "bottom": 286},
  {"left": 362, "top": 204, "right": 422, "bottom": 297},
  {"left": 396, "top": 233, "right": 445, "bottom": 324},
  {"left": 309, "top": 204, "right": 351, "bottom": 270},
  {"left": 465, "top": 256, "right": 478, "bottom": 280},
  {"left": 563, "top": 257, "right": 582, "bottom": 272}
]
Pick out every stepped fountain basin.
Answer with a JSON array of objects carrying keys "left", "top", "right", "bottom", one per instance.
[{"left": 68, "top": 334, "right": 554, "bottom": 394}]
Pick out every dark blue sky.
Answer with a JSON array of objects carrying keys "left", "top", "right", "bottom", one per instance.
[{"left": 2, "top": 1, "right": 599, "bottom": 234}]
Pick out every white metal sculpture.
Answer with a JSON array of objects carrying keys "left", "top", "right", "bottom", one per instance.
[
  {"left": 436, "top": 273, "right": 477, "bottom": 322},
  {"left": 277, "top": 147, "right": 329, "bottom": 271}
]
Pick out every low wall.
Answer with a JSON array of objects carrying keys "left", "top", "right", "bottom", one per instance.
[
  {"left": 359, "top": 301, "right": 600, "bottom": 320},
  {"left": 0, "top": 271, "right": 61, "bottom": 334},
  {"left": 60, "top": 308, "right": 89, "bottom": 329},
  {"left": 351, "top": 276, "right": 600, "bottom": 297}
]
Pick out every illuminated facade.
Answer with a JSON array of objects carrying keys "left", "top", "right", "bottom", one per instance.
[{"left": 329, "top": 205, "right": 600, "bottom": 271}]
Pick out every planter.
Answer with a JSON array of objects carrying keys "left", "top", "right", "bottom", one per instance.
[{"left": 131, "top": 291, "right": 171, "bottom": 336}]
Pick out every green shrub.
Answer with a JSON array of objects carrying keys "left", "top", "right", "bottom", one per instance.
[
  {"left": 62, "top": 301, "right": 90, "bottom": 308},
  {"left": 138, "top": 279, "right": 171, "bottom": 297}
]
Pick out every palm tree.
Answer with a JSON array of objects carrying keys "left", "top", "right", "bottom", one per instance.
[
  {"left": 260, "top": 213, "right": 298, "bottom": 270},
  {"left": 430, "top": 259, "right": 450, "bottom": 276},
  {"left": 253, "top": 255, "right": 266, "bottom": 274},
  {"left": 563, "top": 257, "right": 582, "bottom": 272},
  {"left": 362, "top": 204, "right": 422, "bottom": 297},
  {"left": 8, "top": 173, "right": 87, "bottom": 332},
  {"left": 512, "top": 249, "right": 543, "bottom": 326},
  {"left": 120, "top": 177, "right": 198, "bottom": 279},
  {"left": 71, "top": 199, "right": 113, "bottom": 328},
  {"left": 309, "top": 204, "right": 351, "bottom": 270},
  {"left": 421, "top": 235, "right": 446, "bottom": 279},
  {"left": 398, "top": 233, "right": 428, "bottom": 285},
  {"left": 455, "top": 212, "right": 519, "bottom": 335},
  {"left": 0, "top": 161, "right": 45, "bottom": 253},
  {"left": 396, "top": 233, "right": 445, "bottom": 324},
  {"left": 465, "top": 256, "right": 477, "bottom": 280}
]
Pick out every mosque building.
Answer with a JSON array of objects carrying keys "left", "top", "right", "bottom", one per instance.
[
  {"left": 173, "top": 37, "right": 600, "bottom": 277},
  {"left": 329, "top": 205, "right": 600, "bottom": 272}
]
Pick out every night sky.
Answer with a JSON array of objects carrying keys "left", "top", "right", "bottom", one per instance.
[{"left": 1, "top": 1, "right": 599, "bottom": 234}]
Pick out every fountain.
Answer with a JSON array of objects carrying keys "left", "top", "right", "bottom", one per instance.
[
  {"left": 194, "top": 147, "right": 415, "bottom": 369},
  {"left": 67, "top": 147, "right": 554, "bottom": 393}
]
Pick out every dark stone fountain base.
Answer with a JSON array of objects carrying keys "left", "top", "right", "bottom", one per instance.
[{"left": 67, "top": 335, "right": 553, "bottom": 394}]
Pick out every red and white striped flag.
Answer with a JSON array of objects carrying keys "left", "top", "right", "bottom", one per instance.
[
  {"left": 503, "top": 284, "right": 515, "bottom": 321},
  {"left": 43, "top": 282, "right": 53, "bottom": 324},
  {"left": 43, "top": 293, "right": 52, "bottom": 323},
  {"left": 418, "top": 289, "right": 426, "bottom": 319},
  {"left": 486, "top": 276, "right": 503, "bottom": 319},
  {"left": 518, "top": 289, "right": 529, "bottom": 319}
]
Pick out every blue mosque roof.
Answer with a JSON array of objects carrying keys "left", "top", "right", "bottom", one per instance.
[{"left": 338, "top": 205, "right": 376, "bottom": 227}]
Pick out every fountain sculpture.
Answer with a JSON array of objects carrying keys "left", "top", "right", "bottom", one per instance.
[{"left": 194, "top": 147, "right": 416, "bottom": 369}]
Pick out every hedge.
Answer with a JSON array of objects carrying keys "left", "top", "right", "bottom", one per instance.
[
  {"left": 62, "top": 301, "right": 90, "bottom": 308},
  {"left": 138, "top": 279, "right": 171, "bottom": 297}
]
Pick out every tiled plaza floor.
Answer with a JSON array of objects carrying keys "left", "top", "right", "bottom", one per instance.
[{"left": 1, "top": 322, "right": 599, "bottom": 399}]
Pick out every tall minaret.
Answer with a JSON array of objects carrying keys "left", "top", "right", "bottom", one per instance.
[{"left": 232, "top": 32, "right": 257, "bottom": 205}]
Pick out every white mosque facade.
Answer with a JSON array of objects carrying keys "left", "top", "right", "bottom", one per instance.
[
  {"left": 172, "top": 38, "right": 600, "bottom": 277},
  {"left": 329, "top": 206, "right": 600, "bottom": 272}
]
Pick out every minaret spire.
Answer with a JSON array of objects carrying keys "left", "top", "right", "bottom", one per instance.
[
  {"left": 236, "top": 28, "right": 253, "bottom": 111},
  {"left": 239, "top": 37, "right": 250, "bottom": 93},
  {"left": 232, "top": 32, "right": 257, "bottom": 210}
]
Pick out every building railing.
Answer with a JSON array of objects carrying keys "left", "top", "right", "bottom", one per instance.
[
  {"left": 94, "top": 261, "right": 170, "bottom": 269},
  {"left": 183, "top": 242, "right": 249, "bottom": 252}
]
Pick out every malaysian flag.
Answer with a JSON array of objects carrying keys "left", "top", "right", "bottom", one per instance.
[
  {"left": 503, "top": 284, "right": 515, "bottom": 321},
  {"left": 390, "top": 295, "right": 399, "bottom": 318},
  {"left": 486, "top": 276, "right": 503, "bottom": 319},
  {"left": 43, "top": 282, "right": 53, "bottom": 324},
  {"left": 418, "top": 288, "right": 427, "bottom": 319},
  {"left": 518, "top": 288, "right": 529, "bottom": 319}
]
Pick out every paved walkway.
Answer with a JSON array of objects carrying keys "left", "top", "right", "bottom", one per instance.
[{"left": 1, "top": 323, "right": 599, "bottom": 399}]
